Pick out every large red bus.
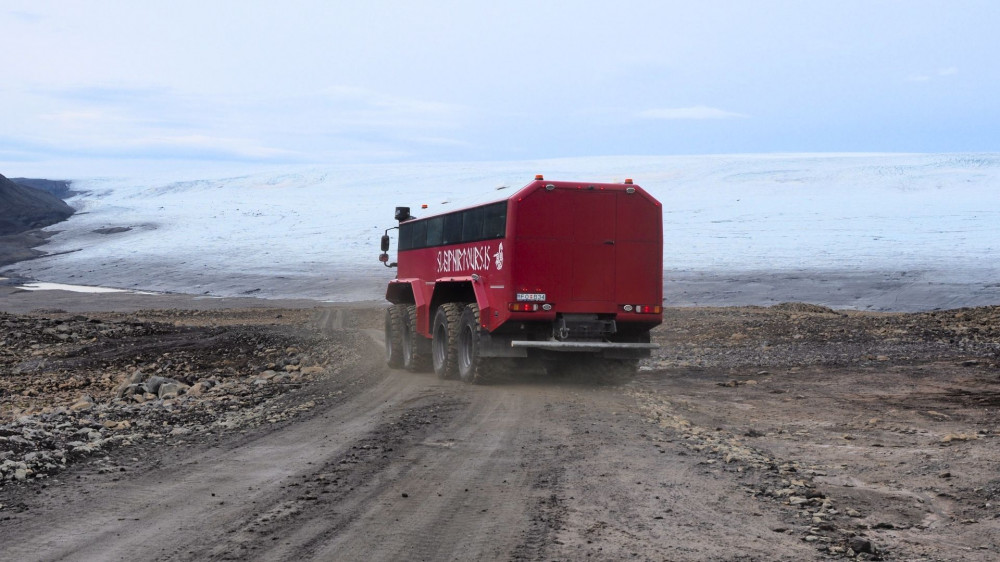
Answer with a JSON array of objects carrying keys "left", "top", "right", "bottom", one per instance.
[{"left": 380, "top": 175, "right": 662, "bottom": 382}]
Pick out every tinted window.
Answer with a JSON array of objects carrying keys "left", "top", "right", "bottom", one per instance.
[
  {"left": 483, "top": 203, "right": 506, "bottom": 238},
  {"left": 398, "top": 224, "right": 412, "bottom": 251},
  {"left": 425, "top": 217, "right": 443, "bottom": 246},
  {"left": 461, "top": 207, "right": 484, "bottom": 242},
  {"left": 396, "top": 201, "right": 507, "bottom": 251},
  {"left": 410, "top": 220, "right": 426, "bottom": 250},
  {"left": 443, "top": 212, "right": 463, "bottom": 245},
  {"left": 399, "top": 220, "right": 426, "bottom": 251}
]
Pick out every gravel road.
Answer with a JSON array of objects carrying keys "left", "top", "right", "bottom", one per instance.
[{"left": 2, "top": 297, "right": 999, "bottom": 561}]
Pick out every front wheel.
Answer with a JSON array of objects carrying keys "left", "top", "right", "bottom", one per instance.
[
  {"left": 384, "top": 306, "right": 404, "bottom": 368},
  {"left": 432, "top": 303, "right": 463, "bottom": 379},
  {"left": 402, "top": 305, "right": 432, "bottom": 372}
]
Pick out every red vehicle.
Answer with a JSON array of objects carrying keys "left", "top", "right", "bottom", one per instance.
[{"left": 380, "top": 175, "right": 662, "bottom": 383}]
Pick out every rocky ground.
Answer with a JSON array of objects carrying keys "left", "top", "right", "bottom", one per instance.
[
  {"left": 0, "top": 299, "right": 999, "bottom": 560},
  {"left": 636, "top": 304, "right": 1000, "bottom": 559},
  {"left": 0, "top": 307, "right": 372, "bottom": 492}
]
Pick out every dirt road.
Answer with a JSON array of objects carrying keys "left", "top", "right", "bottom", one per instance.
[
  {"left": 1, "top": 313, "right": 816, "bottom": 561},
  {"left": 2, "top": 302, "right": 1000, "bottom": 560}
]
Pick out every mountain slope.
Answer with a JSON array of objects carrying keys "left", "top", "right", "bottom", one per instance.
[
  {"left": 9, "top": 177, "right": 75, "bottom": 199},
  {"left": 0, "top": 173, "right": 75, "bottom": 235}
]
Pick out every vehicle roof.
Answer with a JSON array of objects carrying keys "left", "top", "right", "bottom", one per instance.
[{"left": 404, "top": 179, "right": 652, "bottom": 221}]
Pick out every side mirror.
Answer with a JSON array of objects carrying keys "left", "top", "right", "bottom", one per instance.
[
  {"left": 380, "top": 234, "right": 390, "bottom": 252},
  {"left": 379, "top": 253, "right": 389, "bottom": 263},
  {"left": 395, "top": 207, "right": 411, "bottom": 221}
]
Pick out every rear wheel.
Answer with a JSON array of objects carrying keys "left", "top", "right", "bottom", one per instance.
[
  {"left": 432, "top": 303, "right": 463, "bottom": 379},
  {"left": 384, "top": 305, "right": 404, "bottom": 368},
  {"left": 402, "top": 305, "right": 432, "bottom": 372},
  {"left": 457, "top": 304, "right": 497, "bottom": 384}
]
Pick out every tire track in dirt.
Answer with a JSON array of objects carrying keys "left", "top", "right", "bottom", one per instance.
[
  {"left": 1, "top": 313, "right": 844, "bottom": 561},
  {"left": 258, "top": 381, "right": 569, "bottom": 561},
  {"left": 0, "top": 334, "right": 418, "bottom": 561},
  {"left": 1, "top": 328, "right": 584, "bottom": 561}
]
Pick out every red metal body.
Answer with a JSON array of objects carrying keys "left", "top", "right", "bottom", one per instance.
[{"left": 386, "top": 179, "right": 663, "bottom": 341}]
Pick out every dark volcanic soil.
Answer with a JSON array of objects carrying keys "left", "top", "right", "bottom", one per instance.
[{"left": 1, "top": 300, "right": 999, "bottom": 561}]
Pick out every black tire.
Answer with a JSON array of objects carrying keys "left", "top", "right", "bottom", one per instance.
[
  {"left": 402, "top": 305, "right": 432, "bottom": 372},
  {"left": 384, "top": 305, "right": 404, "bottom": 368},
  {"left": 432, "top": 303, "right": 463, "bottom": 379},
  {"left": 457, "top": 303, "right": 497, "bottom": 384}
]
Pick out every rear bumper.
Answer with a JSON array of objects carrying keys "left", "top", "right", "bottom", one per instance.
[{"left": 510, "top": 341, "right": 658, "bottom": 353}]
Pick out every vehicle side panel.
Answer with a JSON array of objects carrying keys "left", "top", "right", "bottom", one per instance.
[{"left": 390, "top": 179, "right": 662, "bottom": 337}]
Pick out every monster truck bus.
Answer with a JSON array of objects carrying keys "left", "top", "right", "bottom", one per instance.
[{"left": 379, "top": 175, "right": 662, "bottom": 383}]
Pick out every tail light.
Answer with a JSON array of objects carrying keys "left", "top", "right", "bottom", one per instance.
[
  {"left": 623, "top": 305, "right": 661, "bottom": 314},
  {"left": 509, "top": 302, "right": 552, "bottom": 312}
]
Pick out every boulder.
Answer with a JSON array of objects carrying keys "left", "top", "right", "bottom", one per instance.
[
  {"left": 143, "top": 376, "right": 171, "bottom": 395},
  {"left": 158, "top": 382, "right": 189, "bottom": 400},
  {"left": 70, "top": 395, "right": 95, "bottom": 411},
  {"left": 128, "top": 369, "right": 145, "bottom": 384},
  {"left": 116, "top": 383, "right": 142, "bottom": 399},
  {"left": 186, "top": 380, "right": 215, "bottom": 396},
  {"left": 848, "top": 536, "right": 874, "bottom": 554}
]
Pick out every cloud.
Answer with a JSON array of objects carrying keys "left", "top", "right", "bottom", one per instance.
[
  {"left": 5, "top": 10, "right": 43, "bottom": 24},
  {"left": 39, "top": 110, "right": 109, "bottom": 124},
  {"left": 1, "top": 133, "right": 299, "bottom": 163},
  {"left": 38, "top": 85, "right": 170, "bottom": 105},
  {"left": 126, "top": 135, "right": 299, "bottom": 160},
  {"left": 1, "top": 81, "right": 475, "bottom": 166},
  {"left": 907, "top": 67, "right": 959, "bottom": 82},
  {"left": 638, "top": 106, "right": 748, "bottom": 120},
  {"left": 402, "top": 135, "right": 471, "bottom": 147},
  {"left": 318, "top": 86, "right": 468, "bottom": 130}
]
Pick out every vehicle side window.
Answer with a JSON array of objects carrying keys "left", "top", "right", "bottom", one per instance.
[
  {"left": 461, "top": 207, "right": 484, "bottom": 243},
  {"left": 425, "top": 217, "right": 443, "bottom": 247},
  {"left": 483, "top": 203, "right": 507, "bottom": 239},
  {"left": 399, "top": 220, "right": 426, "bottom": 250},
  {"left": 398, "top": 223, "right": 413, "bottom": 251},
  {"left": 398, "top": 202, "right": 506, "bottom": 251},
  {"left": 443, "top": 212, "right": 463, "bottom": 245},
  {"left": 409, "top": 220, "right": 427, "bottom": 250}
]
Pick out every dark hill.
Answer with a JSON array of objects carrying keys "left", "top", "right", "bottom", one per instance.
[
  {"left": 0, "top": 173, "right": 75, "bottom": 236},
  {"left": 10, "top": 177, "right": 75, "bottom": 199}
]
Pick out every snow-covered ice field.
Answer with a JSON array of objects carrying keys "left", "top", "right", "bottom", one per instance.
[{"left": 4, "top": 153, "right": 999, "bottom": 310}]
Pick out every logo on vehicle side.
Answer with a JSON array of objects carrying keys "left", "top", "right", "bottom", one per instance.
[
  {"left": 494, "top": 242, "right": 504, "bottom": 271},
  {"left": 436, "top": 244, "right": 495, "bottom": 274}
]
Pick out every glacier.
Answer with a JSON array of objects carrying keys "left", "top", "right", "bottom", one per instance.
[{"left": 3, "top": 153, "right": 999, "bottom": 310}]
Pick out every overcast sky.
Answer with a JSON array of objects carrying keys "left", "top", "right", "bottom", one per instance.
[{"left": 1, "top": 1, "right": 998, "bottom": 175}]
